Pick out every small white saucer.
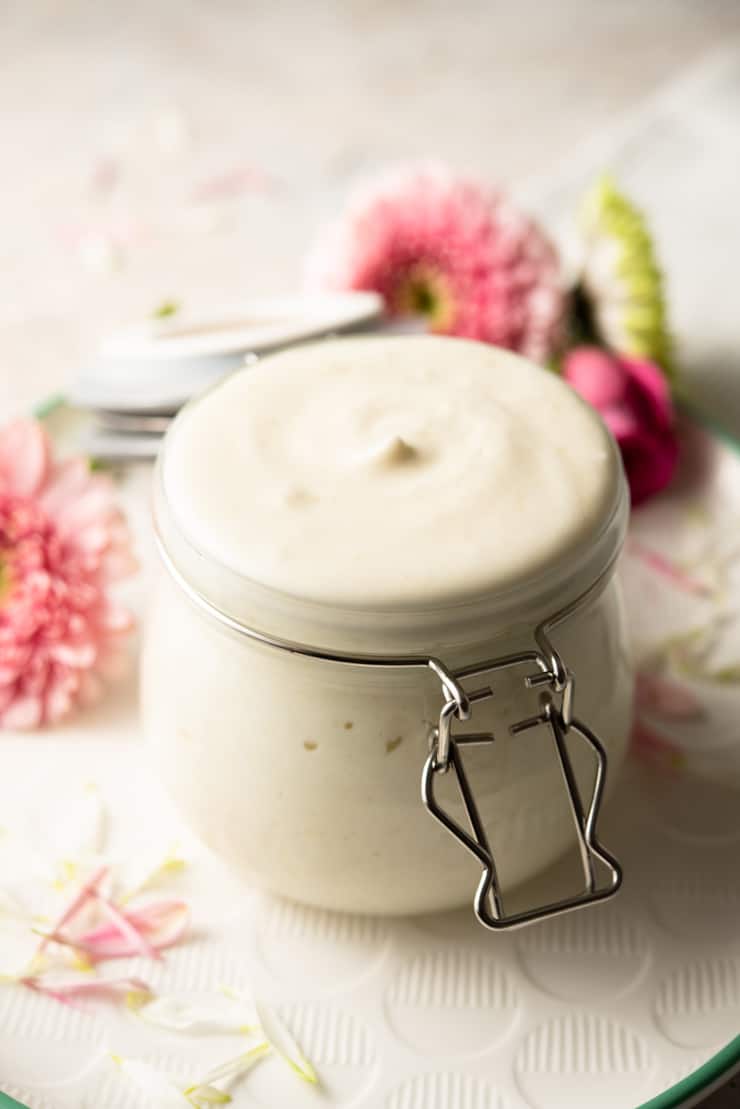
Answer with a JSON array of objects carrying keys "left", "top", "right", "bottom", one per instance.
[{"left": 71, "top": 291, "right": 384, "bottom": 415}]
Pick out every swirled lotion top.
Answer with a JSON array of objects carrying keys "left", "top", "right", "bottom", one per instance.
[{"left": 161, "top": 336, "right": 623, "bottom": 623}]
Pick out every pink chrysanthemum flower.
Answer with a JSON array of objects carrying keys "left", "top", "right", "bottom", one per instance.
[
  {"left": 0, "top": 420, "right": 136, "bottom": 729},
  {"left": 305, "top": 164, "right": 566, "bottom": 361}
]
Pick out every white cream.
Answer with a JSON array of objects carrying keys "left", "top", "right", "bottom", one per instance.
[
  {"left": 163, "top": 336, "right": 618, "bottom": 609},
  {"left": 144, "top": 336, "right": 632, "bottom": 916}
]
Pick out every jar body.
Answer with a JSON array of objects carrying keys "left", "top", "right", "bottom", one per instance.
[{"left": 141, "top": 571, "right": 633, "bottom": 916}]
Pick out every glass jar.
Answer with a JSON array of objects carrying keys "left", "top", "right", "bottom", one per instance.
[{"left": 141, "top": 336, "right": 633, "bottom": 928}]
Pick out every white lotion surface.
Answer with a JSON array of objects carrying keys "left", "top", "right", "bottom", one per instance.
[{"left": 163, "top": 336, "right": 618, "bottom": 609}]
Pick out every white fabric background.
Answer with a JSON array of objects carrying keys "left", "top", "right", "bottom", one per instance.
[{"left": 1, "top": 1, "right": 739, "bottom": 414}]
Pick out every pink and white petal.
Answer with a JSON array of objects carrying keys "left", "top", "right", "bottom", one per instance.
[
  {"left": 112, "top": 1057, "right": 187, "bottom": 1109},
  {"left": 36, "top": 864, "right": 109, "bottom": 956},
  {"left": 53, "top": 483, "right": 118, "bottom": 541},
  {"left": 48, "top": 641, "right": 98, "bottom": 668},
  {"left": 100, "top": 547, "right": 139, "bottom": 583},
  {"left": 635, "top": 671, "right": 704, "bottom": 719},
  {"left": 95, "top": 896, "right": 160, "bottom": 960},
  {"left": 45, "top": 684, "right": 75, "bottom": 723},
  {"left": 127, "top": 900, "right": 190, "bottom": 950},
  {"left": 67, "top": 521, "right": 111, "bottom": 556},
  {"left": 0, "top": 420, "right": 50, "bottom": 498},
  {"left": 98, "top": 605, "right": 135, "bottom": 635},
  {"left": 0, "top": 684, "right": 18, "bottom": 712},
  {"left": 77, "top": 899, "right": 189, "bottom": 959},
  {"left": 78, "top": 670, "right": 104, "bottom": 706},
  {"left": 94, "top": 647, "right": 131, "bottom": 681},
  {"left": 623, "top": 355, "right": 675, "bottom": 431},
  {"left": 39, "top": 457, "right": 94, "bottom": 518},
  {"left": 1, "top": 694, "right": 44, "bottom": 730},
  {"left": 22, "top": 974, "right": 151, "bottom": 1005}
]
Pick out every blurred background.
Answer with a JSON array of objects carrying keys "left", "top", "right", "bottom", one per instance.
[{"left": 2, "top": 0, "right": 740, "bottom": 415}]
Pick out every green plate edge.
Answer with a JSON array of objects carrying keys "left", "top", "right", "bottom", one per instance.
[
  {"left": 2, "top": 400, "right": 734, "bottom": 1109},
  {"left": 1, "top": 1041, "right": 738, "bottom": 1109},
  {"left": 637, "top": 1035, "right": 740, "bottom": 1108}
]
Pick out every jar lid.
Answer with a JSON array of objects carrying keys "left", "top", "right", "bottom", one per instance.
[{"left": 156, "top": 336, "right": 628, "bottom": 654}]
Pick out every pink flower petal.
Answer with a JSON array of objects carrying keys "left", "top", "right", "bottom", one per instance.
[
  {"left": 563, "top": 346, "right": 679, "bottom": 506},
  {"left": 46, "top": 682, "right": 76, "bottom": 723},
  {"left": 47, "top": 641, "right": 98, "bottom": 668},
  {"left": 622, "top": 354, "right": 674, "bottom": 433},
  {"left": 99, "top": 605, "right": 135, "bottom": 634},
  {"left": 94, "top": 895, "right": 161, "bottom": 961},
  {"left": 36, "top": 864, "right": 108, "bottom": 957},
  {"left": 0, "top": 416, "right": 136, "bottom": 731},
  {"left": 101, "top": 548, "right": 140, "bottom": 582},
  {"left": 21, "top": 974, "right": 151, "bottom": 1008},
  {"left": 305, "top": 163, "right": 565, "bottom": 360},
  {"left": 37, "top": 457, "right": 91, "bottom": 517},
  {"left": 628, "top": 540, "right": 713, "bottom": 597},
  {"left": 0, "top": 695, "right": 43, "bottom": 730},
  {"left": 126, "top": 900, "right": 190, "bottom": 950},
  {"left": 631, "top": 718, "right": 685, "bottom": 773},
  {"left": 73, "top": 899, "right": 190, "bottom": 960},
  {"left": 635, "top": 672, "right": 704, "bottom": 720},
  {"left": 52, "top": 481, "right": 117, "bottom": 541},
  {"left": 562, "top": 346, "right": 628, "bottom": 409},
  {"left": 0, "top": 420, "right": 49, "bottom": 498}
]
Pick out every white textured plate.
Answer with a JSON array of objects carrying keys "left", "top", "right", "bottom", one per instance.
[
  {"left": 1, "top": 420, "right": 739, "bottom": 1109},
  {"left": 0, "top": 738, "right": 738, "bottom": 1109}
]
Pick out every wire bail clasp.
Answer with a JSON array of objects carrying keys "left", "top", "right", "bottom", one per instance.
[{"left": 421, "top": 622, "right": 622, "bottom": 930}]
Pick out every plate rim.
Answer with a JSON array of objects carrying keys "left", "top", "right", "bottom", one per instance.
[
  {"left": 16, "top": 401, "right": 740, "bottom": 1109},
  {"left": 636, "top": 1035, "right": 740, "bottom": 1108}
]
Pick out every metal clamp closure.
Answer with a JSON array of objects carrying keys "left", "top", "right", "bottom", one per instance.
[{"left": 421, "top": 622, "right": 622, "bottom": 930}]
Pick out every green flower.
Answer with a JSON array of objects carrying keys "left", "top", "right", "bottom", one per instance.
[{"left": 577, "top": 176, "right": 674, "bottom": 379}]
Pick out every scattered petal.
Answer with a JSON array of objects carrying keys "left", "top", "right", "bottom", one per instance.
[
  {"left": 668, "top": 649, "right": 740, "bottom": 686},
  {"left": 118, "top": 848, "right": 187, "bottom": 904},
  {"left": 254, "top": 999, "right": 319, "bottom": 1085},
  {"left": 124, "top": 899, "right": 190, "bottom": 949},
  {"left": 631, "top": 719, "right": 686, "bottom": 773},
  {"left": 152, "top": 299, "right": 181, "bottom": 319},
  {"left": 192, "top": 166, "right": 272, "bottom": 204},
  {"left": 138, "top": 994, "right": 256, "bottom": 1035},
  {"left": 185, "top": 1043, "right": 270, "bottom": 1104},
  {"left": 112, "top": 1055, "right": 189, "bottom": 1108},
  {"left": 21, "top": 973, "right": 152, "bottom": 1008},
  {"left": 635, "top": 672, "right": 704, "bottom": 719},
  {"left": 74, "top": 899, "right": 189, "bottom": 960},
  {"left": 94, "top": 894, "right": 161, "bottom": 960},
  {"left": 186, "top": 1089, "right": 232, "bottom": 1107},
  {"left": 628, "top": 540, "right": 713, "bottom": 596},
  {"left": 36, "top": 864, "right": 108, "bottom": 957},
  {"left": 90, "top": 156, "right": 120, "bottom": 196}
]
